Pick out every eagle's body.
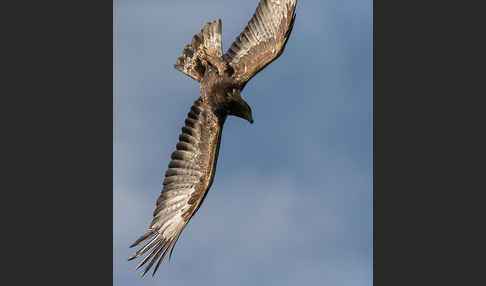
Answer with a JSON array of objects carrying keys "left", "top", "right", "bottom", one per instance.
[{"left": 129, "top": 0, "right": 297, "bottom": 276}]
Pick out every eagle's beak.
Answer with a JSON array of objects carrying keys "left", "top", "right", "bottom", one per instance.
[
  {"left": 239, "top": 97, "right": 253, "bottom": 124},
  {"left": 248, "top": 114, "right": 254, "bottom": 124},
  {"left": 229, "top": 92, "right": 254, "bottom": 124},
  {"left": 239, "top": 101, "right": 253, "bottom": 124}
]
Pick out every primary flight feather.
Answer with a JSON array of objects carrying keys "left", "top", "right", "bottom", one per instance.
[{"left": 129, "top": 0, "right": 297, "bottom": 276}]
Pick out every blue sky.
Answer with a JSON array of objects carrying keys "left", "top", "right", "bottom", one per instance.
[{"left": 114, "top": 0, "right": 372, "bottom": 285}]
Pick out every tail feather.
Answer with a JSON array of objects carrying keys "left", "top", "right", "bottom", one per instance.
[{"left": 174, "top": 19, "right": 223, "bottom": 82}]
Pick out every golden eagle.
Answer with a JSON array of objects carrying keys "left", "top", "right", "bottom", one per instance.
[{"left": 129, "top": 0, "right": 297, "bottom": 276}]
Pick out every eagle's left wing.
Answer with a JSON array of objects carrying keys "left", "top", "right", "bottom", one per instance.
[{"left": 224, "top": 0, "right": 297, "bottom": 84}]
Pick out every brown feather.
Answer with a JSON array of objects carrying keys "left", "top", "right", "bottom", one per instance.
[
  {"left": 129, "top": 230, "right": 154, "bottom": 248},
  {"left": 174, "top": 20, "right": 223, "bottom": 82},
  {"left": 141, "top": 240, "right": 171, "bottom": 276},
  {"left": 224, "top": 0, "right": 297, "bottom": 84},
  {"left": 129, "top": 97, "right": 226, "bottom": 276},
  {"left": 135, "top": 241, "right": 164, "bottom": 270},
  {"left": 151, "top": 239, "right": 173, "bottom": 276}
]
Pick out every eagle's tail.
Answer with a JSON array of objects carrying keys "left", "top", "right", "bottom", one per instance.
[{"left": 174, "top": 19, "right": 223, "bottom": 82}]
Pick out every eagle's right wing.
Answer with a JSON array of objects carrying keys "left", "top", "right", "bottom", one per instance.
[
  {"left": 129, "top": 98, "right": 223, "bottom": 276},
  {"left": 224, "top": 0, "right": 297, "bottom": 84}
]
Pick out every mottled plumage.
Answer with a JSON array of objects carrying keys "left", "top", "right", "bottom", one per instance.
[{"left": 129, "top": 0, "right": 297, "bottom": 277}]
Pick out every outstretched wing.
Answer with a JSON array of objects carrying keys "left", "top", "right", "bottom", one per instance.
[
  {"left": 129, "top": 99, "right": 223, "bottom": 276},
  {"left": 224, "top": 0, "right": 297, "bottom": 84}
]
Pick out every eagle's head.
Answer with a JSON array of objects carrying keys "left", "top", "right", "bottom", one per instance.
[{"left": 224, "top": 88, "right": 253, "bottom": 124}]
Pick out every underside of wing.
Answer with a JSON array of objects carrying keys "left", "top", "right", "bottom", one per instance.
[
  {"left": 224, "top": 0, "right": 297, "bottom": 84},
  {"left": 129, "top": 100, "right": 215, "bottom": 276}
]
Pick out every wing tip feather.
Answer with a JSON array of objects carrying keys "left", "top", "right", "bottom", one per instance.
[{"left": 129, "top": 230, "right": 154, "bottom": 248}]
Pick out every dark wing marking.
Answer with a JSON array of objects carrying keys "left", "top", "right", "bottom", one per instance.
[
  {"left": 129, "top": 99, "right": 218, "bottom": 276},
  {"left": 223, "top": 0, "right": 297, "bottom": 84},
  {"left": 174, "top": 19, "right": 223, "bottom": 82}
]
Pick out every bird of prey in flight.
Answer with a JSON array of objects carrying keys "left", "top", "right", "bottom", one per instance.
[{"left": 129, "top": 0, "right": 297, "bottom": 276}]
